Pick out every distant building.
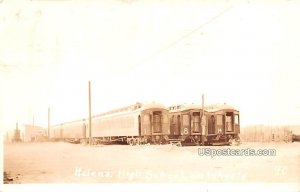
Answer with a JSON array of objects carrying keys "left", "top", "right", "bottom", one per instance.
[{"left": 24, "top": 125, "right": 47, "bottom": 142}]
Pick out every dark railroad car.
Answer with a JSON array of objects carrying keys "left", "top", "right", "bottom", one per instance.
[
  {"left": 292, "top": 134, "right": 300, "bottom": 142},
  {"left": 205, "top": 104, "right": 240, "bottom": 145},
  {"left": 168, "top": 104, "right": 208, "bottom": 145}
]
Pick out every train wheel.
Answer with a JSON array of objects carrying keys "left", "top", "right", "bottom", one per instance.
[
  {"left": 133, "top": 138, "right": 137, "bottom": 145},
  {"left": 129, "top": 139, "right": 134, "bottom": 146},
  {"left": 136, "top": 138, "right": 141, "bottom": 145},
  {"left": 143, "top": 138, "right": 148, "bottom": 145}
]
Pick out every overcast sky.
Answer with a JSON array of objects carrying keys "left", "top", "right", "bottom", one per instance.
[{"left": 1, "top": 0, "right": 300, "bottom": 132}]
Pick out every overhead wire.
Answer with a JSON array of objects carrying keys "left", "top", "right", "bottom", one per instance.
[{"left": 129, "top": 5, "right": 233, "bottom": 69}]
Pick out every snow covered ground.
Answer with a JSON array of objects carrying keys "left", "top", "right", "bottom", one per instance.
[{"left": 3, "top": 141, "right": 300, "bottom": 183}]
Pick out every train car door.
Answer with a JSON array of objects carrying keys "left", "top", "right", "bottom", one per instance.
[
  {"left": 153, "top": 111, "right": 162, "bottom": 133},
  {"left": 225, "top": 112, "right": 234, "bottom": 132},
  {"left": 182, "top": 114, "right": 190, "bottom": 136},
  {"left": 170, "top": 114, "right": 180, "bottom": 135},
  {"left": 192, "top": 112, "right": 200, "bottom": 133},
  {"left": 208, "top": 115, "right": 215, "bottom": 134}
]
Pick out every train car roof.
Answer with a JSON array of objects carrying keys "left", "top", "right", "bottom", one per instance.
[
  {"left": 93, "top": 102, "right": 168, "bottom": 117},
  {"left": 205, "top": 104, "right": 238, "bottom": 112},
  {"left": 51, "top": 102, "right": 167, "bottom": 127},
  {"left": 168, "top": 103, "right": 205, "bottom": 112},
  {"left": 139, "top": 102, "right": 168, "bottom": 110},
  {"left": 51, "top": 118, "right": 84, "bottom": 128}
]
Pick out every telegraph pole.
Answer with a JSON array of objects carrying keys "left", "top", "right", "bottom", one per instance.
[
  {"left": 88, "top": 81, "right": 92, "bottom": 145},
  {"left": 201, "top": 94, "right": 205, "bottom": 145},
  {"left": 32, "top": 116, "right": 34, "bottom": 130},
  {"left": 48, "top": 107, "right": 50, "bottom": 139},
  {"left": 202, "top": 94, "right": 204, "bottom": 115}
]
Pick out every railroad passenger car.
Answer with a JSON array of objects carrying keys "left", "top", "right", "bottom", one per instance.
[
  {"left": 91, "top": 102, "right": 169, "bottom": 145},
  {"left": 50, "top": 119, "right": 87, "bottom": 143},
  {"left": 168, "top": 104, "right": 208, "bottom": 145},
  {"left": 50, "top": 102, "right": 170, "bottom": 145},
  {"left": 205, "top": 104, "right": 240, "bottom": 145}
]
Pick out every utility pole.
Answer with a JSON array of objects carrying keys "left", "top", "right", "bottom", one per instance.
[
  {"left": 6, "top": 131, "right": 9, "bottom": 143},
  {"left": 201, "top": 94, "right": 205, "bottom": 145},
  {"left": 202, "top": 94, "right": 204, "bottom": 115},
  {"left": 48, "top": 107, "right": 50, "bottom": 139},
  {"left": 32, "top": 116, "right": 34, "bottom": 130},
  {"left": 88, "top": 81, "right": 92, "bottom": 145}
]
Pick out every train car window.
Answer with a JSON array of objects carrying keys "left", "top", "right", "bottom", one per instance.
[
  {"left": 194, "top": 116, "right": 200, "bottom": 123},
  {"left": 216, "top": 115, "right": 223, "bottom": 126},
  {"left": 182, "top": 115, "right": 190, "bottom": 127},
  {"left": 153, "top": 115, "right": 161, "bottom": 123},
  {"left": 193, "top": 114, "right": 200, "bottom": 132},
  {"left": 225, "top": 116, "right": 233, "bottom": 131},
  {"left": 235, "top": 114, "right": 239, "bottom": 125}
]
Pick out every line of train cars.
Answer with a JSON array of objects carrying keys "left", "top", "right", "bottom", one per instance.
[{"left": 50, "top": 102, "right": 240, "bottom": 146}]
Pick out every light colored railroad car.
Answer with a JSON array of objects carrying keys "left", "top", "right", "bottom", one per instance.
[
  {"left": 50, "top": 119, "right": 87, "bottom": 143},
  {"left": 50, "top": 124, "right": 63, "bottom": 141},
  {"left": 168, "top": 104, "right": 208, "bottom": 145},
  {"left": 50, "top": 102, "right": 170, "bottom": 145},
  {"left": 91, "top": 102, "right": 170, "bottom": 144},
  {"left": 205, "top": 104, "right": 240, "bottom": 145}
]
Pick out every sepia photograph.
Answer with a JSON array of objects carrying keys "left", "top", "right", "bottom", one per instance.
[{"left": 1, "top": 0, "right": 300, "bottom": 191}]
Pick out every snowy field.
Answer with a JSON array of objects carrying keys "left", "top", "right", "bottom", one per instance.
[{"left": 3, "top": 141, "right": 300, "bottom": 183}]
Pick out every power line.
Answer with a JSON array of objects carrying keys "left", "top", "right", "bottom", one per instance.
[{"left": 130, "top": 6, "right": 233, "bottom": 69}]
